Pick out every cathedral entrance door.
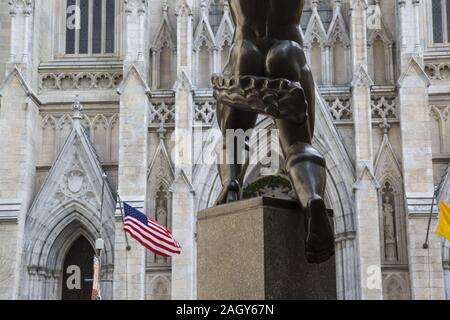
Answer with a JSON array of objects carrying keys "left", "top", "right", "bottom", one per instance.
[{"left": 61, "top": 236, "right": 94, "bottom": 300}]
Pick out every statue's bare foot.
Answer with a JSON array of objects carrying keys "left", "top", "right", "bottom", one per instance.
[
  {"left": 215, "top": 180, "right": 240, "bottom": 205},
  {"left": 305, "top": 198, "right": 335, "bottom": 264}
]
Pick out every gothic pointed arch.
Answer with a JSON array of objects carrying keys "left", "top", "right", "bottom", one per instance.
[
  {"left": 214, "top": 2, "right": 234, "bottom": 69},
  {"left": 21, "top": 112, "right": 116, "bottom": 300},
  {"left": 151, "top": 1, "right": 177, "bottom": 89},
  {"left": 327, "top": 2, "right": 351, "bottom": 85},
  {"left": 374, "top": 133, "right": 407, "bottom": 263},
  {"left": 194, "top": 2, "right": 216, "bottom": 50},
  {"left": 367, "top": 19, "right": 395, "bottom": 84},
  {"left": 327, "top": 4, "right": 350, "bottom": 45},
  {"left": 194, "top": 1, "right": 216, "bottom": 88},
  {"left": 305, "top": 5, "right": 327, "bottom": 84},
  {"left": 92, "top": 114, "right": 109, "bottom": 160},
  {"left": 214, "top": 2, "right": 233, "bottom": 47},
  {"left": 147, "top": 134, "right": 175, "bottom": 208},
  {"left": 383, "top": 273, "right": 410, "bottom": 300},
  {"left": 374, "top": 134, "right": 403, "bottom": 185},
  {"left": 147, "top": 132, "right": 174, "bottom": 266},
  {"left": 374, "top": 131, "right": 411, "bottom": 298},
  {"left": 304, "top": 4, "right": 328, "bottom": 45},
  {"left": 40, "top": 114, "right": 58, "bottom": 163},
  {"left": 147, "top": 274, "right": 171, "bottom": 300},
  {"left": 153, "top": 2, "right": 176, "bottom": 50},
  {"left": 176, "top": 0, "right": 192, "bottom": 16},
  {"left": 367, "top": 20, "right": 394, "bottom": 46}
]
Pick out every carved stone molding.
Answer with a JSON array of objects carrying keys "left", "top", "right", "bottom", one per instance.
[
  {"left": 149, "top": 101, "right": 175, "bottom": 127},
  {"left": 194, "top": 99, "right": 216, "bottom": 126},
  {"left": 425, "top": 62, "right": 450, "bottom": 81},
  {"left": 326, "top": 97, "right": 352, "bottom": 121},
  {"left": 371, "top": 96, "right": 397, "bottom": 120},
  {"left": 52, "top": 151, "right": 96, "bottom": 207},
  {"left": 39, "top": 71, "right": 123, "bottom": 91}
]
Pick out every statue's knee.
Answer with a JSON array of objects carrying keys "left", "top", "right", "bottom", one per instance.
[
  {"left": 285, "top": 143, "right": 326, "bottom": 169},
  {"left": 265, "top": 41, "right": 305, "bottom": 81}
]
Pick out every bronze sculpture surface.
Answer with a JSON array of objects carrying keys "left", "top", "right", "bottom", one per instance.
[{"left": 212, "top": 0, "right": 334, "bottom": 264}]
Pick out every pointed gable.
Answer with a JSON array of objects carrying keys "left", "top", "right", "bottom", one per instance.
[
  {"left": 305, "top": 2, "right": 328, "bottom": 44},
  {"left": 153, "top": 1, "right": 176, "bottom": 50},
  {"left": 374, "top": 133, "right": 403, "bottom": 183},
  {"left": 194, "top": 0, "right": 216, "bottom": 49},
  {"left": 28, "top": 109, "right": 115, "bottom": 218},
  {"left": 354, "top": 161, "right": 381, "bottom": 190},
  {"left": 24, "top": 104, "right": 117, "bottom": 274},
  {"left": 148, "top": 129, "right": 175, "bottom": 184},
  {"left": 0, "top": 65, "right": 40, "bottom": 103},
  {"left": 170, "top": 169, "right": 195, "bottom": 194},
  {"left": 352, "top": 64, "right": 374, "bottom": 87},
  {"left": 368, "top": 19, "right": 394, "bottom": 46},
  {"left": 176, "top": 0, "right": 192, "bottom": 17},
  {"left": 398, "top": 57, "right": 431, "bottom": 88},
  {"left": 215, "top": 2, "right": 234, "bottom": 47},
  {"left": 117, "top": 64, "right": 151, "bottom": 96},
  {"left": 327, "top": 1, "right": 350, "bottom": 44},
  {"left": 173, "top": 71, "right": 193, "bottom": 92}
]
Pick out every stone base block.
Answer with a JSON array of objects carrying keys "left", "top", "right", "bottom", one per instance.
[{"left": 197, "top": 197, "right": 336, "bottom": 300}]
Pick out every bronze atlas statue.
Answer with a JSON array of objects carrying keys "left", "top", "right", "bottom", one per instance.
[{"left": 212, "top": 0, "right": 334, "bottom": 264}]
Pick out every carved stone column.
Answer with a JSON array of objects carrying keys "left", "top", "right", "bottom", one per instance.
[{"left": 350, "top": 0, "right": 383, "bottom": 300}]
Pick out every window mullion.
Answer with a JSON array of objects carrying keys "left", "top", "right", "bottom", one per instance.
[
  {"left": 102, "top": 0, "right": 106, "bottom": 54},
  {"left": 443, "top": 0, "right": 448, "bottom": 44},
  {"left": 75, "top": 0, "right": 80, "bottom": 54},
  {"left": 88, "top": 0, "right": 93, "bottom": 54}
]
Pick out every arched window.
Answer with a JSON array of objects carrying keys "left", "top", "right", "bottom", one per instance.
[
  {"left": 310, "top": 39, "right": 323, "bottom": 85},
  {"left": 65, "top": 0, "right": 116, "bottom": 55},
  {"left": 333, "top": 38, "right": 347, "bottom": 85},
  {"left": 198, "top": 41, "right": 212, "bottom": 88},
  {"left": 372, "top": 36, "right": 387, "bottom": 84},
  {"left": 432, "top": 0, "right": 450, "bottom": 44}
]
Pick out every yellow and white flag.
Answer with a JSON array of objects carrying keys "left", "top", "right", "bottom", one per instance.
[{"left": 436, "top": 201, "right": 450, "bottom": 243}]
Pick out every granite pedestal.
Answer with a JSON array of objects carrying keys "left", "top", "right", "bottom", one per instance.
[{"left": 197, "top": 197, "right": 336, "bottom": 300}]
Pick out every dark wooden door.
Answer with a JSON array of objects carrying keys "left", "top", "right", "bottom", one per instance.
[{"left": 61, "top": 236, "right": 94, "bottom": 300}]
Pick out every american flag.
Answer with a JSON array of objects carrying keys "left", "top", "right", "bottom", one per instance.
[{"left": 123, "top": 202, "right": 181, "bottom": 257}]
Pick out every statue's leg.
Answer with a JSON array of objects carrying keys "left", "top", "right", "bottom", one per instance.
[
  {"left": 215, "top": 103, "right": 257, "bottom": 205},
  {"left": 276, "top": 119, "right": 334, "bottom": 264},
  {"left": 215, "top": 39, "right": 264, "bottom": 205},
  {"left": 266, "top": 40, "right": 333, "bottom": 263}
]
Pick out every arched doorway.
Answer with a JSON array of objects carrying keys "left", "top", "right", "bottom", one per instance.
[{"left": 61, "top": 236, "right": 94, "bottom": 300}]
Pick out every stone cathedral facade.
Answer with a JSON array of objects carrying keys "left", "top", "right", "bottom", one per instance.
[{"left": 0, "top": 0, "right": 450, "bottom": 300}]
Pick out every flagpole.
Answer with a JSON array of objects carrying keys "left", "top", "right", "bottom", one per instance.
[
  {"left": 117, "top": 192, "right": 131, "bottom": 251},
  {"left": 116, "top": 192, "right": 131, "bottom": 300},
  {"left": 423, "top": 188, "right": 438, "bottom": 249},
  {"left": 99, "top": 173, "right": 106, "bottom": 239},
  {"left": 93, "top": 173, "right": 107, "bottom": 300}
]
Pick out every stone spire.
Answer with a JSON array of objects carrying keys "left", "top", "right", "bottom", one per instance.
[
  {"left": 379, "top": 117, "right": 391, "bottom": 135},
  {"left": 223, "top": 0, "right": 229, "bottom": 12},
  {"left": 157, "top": 121, "right": 167, "bottom": 140},
  {"left": 200, "top": 0, "right": 208, "bottom": 17},
  {"left": 72, "top": 95, "right": 83, "bottom": 122}
]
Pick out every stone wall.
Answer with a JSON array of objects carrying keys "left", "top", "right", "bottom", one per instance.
[{"left": 0, "top": 0, "right": 11, "bottom": 83}]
